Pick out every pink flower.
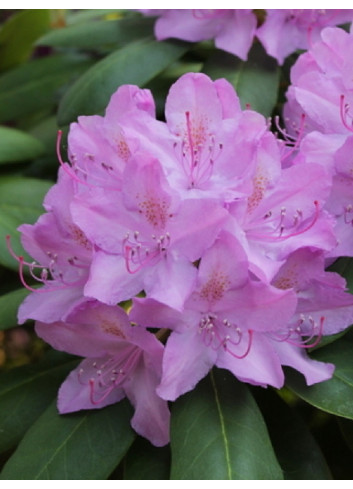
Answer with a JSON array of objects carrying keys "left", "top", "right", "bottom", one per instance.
[
  {"left": 35, "top": 302, "right": 170, "bottom": 447},
  {"left": 273, "top": 248, "right": 353, "bottom": 337},
  {"left": 270, "top": 247, "right": 353, "bottom": 382},
  {"left": 65, "top": 84, "right": 157, "bottom": 192},
  {"left": 230, "top": 150, "right": 336, "bottom": 281},
  {"left": 11, "top": 168, "right": 93, "bottom": 324},
  {"left": 284, "top": 27, "right": 353, "bottom": 136},
  {"left": 141, "top": 9, "right": 257, "bottom": 60},
  {"left": 257, "top": 10, "right": 353, "bottom": 65},
  {"left": 283, "top": 28, "right": 353, "bottom": 257},
  {"left": 131, "top": 232, "right": 299, "bottom": 399},
  {"left": 11, "top": 69, "right": 353, "bottom": 448},
  {"left": 162, "top": 72, "right": 269, "bottom": 200},
  {"left": 71, "top": 152, "right": 228, "bottom": 310}
]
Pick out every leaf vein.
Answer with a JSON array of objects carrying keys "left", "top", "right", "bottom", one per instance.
[{"left": 210, "top": 370, "right": 232, "bottom": 480}]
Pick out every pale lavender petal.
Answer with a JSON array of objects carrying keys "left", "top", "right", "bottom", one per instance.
[
  {"left": 144, "top": 253, "right": 197, "bottom": 311},
  {"left": 154, "top": 10, "right": 221, "bottom": 42},
  {"left": 58, "top": 358, "right": 125, "bottom": 413},
  {"left": 130, "top": 297, "right": 186, "bottom": 331},
  {"left": 157, "top": 329, "right": 217, "bottom": 401},
  {"left": 215, "top": 10, "right": 256, "bottom": 60},
  {"left": 273, "top": 340, "right": 335, "bottom": 385},
  {"left": 124, "top": 357, "right": 170, "bottom": 447},
  {"left": 19, "top": 287, "right": 87, "bottom": 324},
  {"left": 84, "top": 251, "right": 145, "bottom": 306},
  {"left": 216, "top": 333, "right": 284, "bottom": 388}
]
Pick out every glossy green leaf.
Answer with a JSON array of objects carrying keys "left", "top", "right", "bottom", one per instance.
[
  {"left": 66, "top": 9, "right": 125, "bottom": 24},
  {"left": 286, "top": 337, "right": 353, "bottom": 419},
  {"left": 0, "top": 54, "right": 93, "bottom": 123},
  {"left": 0, "top": 288, "right": 30, "bottom": 330},
  {"left": 170, "top": 369, "right": 283, "bottom": 480},
  {"left": 58, "top": 38, "right": 189, "bottom": 125},
  {"left": 203, "top": 43, "right": 280, "bottom": 117},
  {"left": 0, "top": 10, "right": 51, "bottom": 71},
  {"left": 0, "top": 177, "right": 52, "bottom": 270},
  {"left": 124, "top": 437, "right": 171, "bottom": 480},
  {"left": 0, "top": 351, "right": 78, "bottom": 453},
  {"left": 0, "top": 126, "right": 44, "bottom": 164},
  {"left": 253, "top": 388, "right": 331, "bottom": 479},
  {"left": 37, "top": 16, "right": 155, "bottom": 49},
  {"left": 0, "top": 399, "right": 135, "bottom": 479}
]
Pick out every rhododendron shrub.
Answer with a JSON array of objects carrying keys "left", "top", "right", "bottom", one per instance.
[
  {"left": 8, "top": 71, "right": 353, "bottom": 444},
  {"left": 1, "top": 9, "right": 353, "bottom": 481}
]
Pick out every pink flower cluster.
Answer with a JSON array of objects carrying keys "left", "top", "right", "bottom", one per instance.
[
  {"left": 141, "top": 9, "right": 353, "bottom": 64},
  {"left": 284, "top": 26, "right": 353, "bottom": 259},
  {"left": 12, "top": 70, "right": 353, "bottom": 446}
]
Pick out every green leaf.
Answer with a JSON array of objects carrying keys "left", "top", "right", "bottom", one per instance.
[
  {"left": 0, "top": 176, "right": 51, "bottom": 208},
  {"left": 0, "top": 54, "right": 93, "bottom": 123},
  {"left": 286, "top": 336, "right": 353, "bottom": 419},
  {"left": 58, "top": 38, "right": 189, "bottom": 125},
  {"left": 37, "top": 16, "right": 155, "bottom": 50},
  {"left": 0, "top": 177, "right": 52, "bottom": 270},
  {"left": 203, "top": 42, "right": 280, "bottom": 117},
  {"left": 0, "top": 126, "right": 44, "bottom": 164},
  {"left": 28, "top": 116, "right": 58, "bottom": 155},
  {"left": 338, "top": 418, "right": 353, "bottom": 454},
  {"left": 253, "top": 388, "right": 332, "bottom": 479},
  {"left": 170, "top": 369, "right": 283, "bottom": 480},
  {"left": 0, "top": 288, "right": 30, "bottom": 330},
  {"left": 66, "top": 9, "right": 125, "bottom": 24},
  {"left": 0, "top": 10, "right": 51, "bottom": 71},
  {"left": 1, "top": 399, "right": 135, "bottom": 479},
  {"left": 124, "top": 437, "right": 171, "bottom": 480},
  {"left": 0, "top": 350, "right": 78, "bottom": 453}
]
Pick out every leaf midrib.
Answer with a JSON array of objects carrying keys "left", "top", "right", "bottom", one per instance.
[{"left": 210, "top": 370, "right": 232, "bottom": 480}]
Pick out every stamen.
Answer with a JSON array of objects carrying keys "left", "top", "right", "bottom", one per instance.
[
  {"left": 275, "top": 113, "right": 306, "bottom": 162},
  {"left": 225, "top": 330, "right": 253, "bottom": 359},
  {"left": 84, "top": 348, "right": 141, "bottom": 405},
  {"left": 199, "top": 314, "right": 253, "bottom": 359},
  {"left": 18, "top": 256, "right": 41, "bottom": 293},
  {"left": 249, "top": 201, "right": 320, "bottom": 242},
  {"left": 175, "top": 112, "right": 222, "bottom": 188},
  {"left": 6, "top": 234, "right": 87, "bottom": 293},
  {"left": 340, "top": 95, "right": 353, "bottom": 133},
  {"left": 269, "top": 315, "right": 324, "bottom": 349},
  {"left": 57, "top": 130, "right": 92, "bottom": 187},
  {"left": 57, "top": 130, "right": 121, "bottom": 190},
  {"left": 123, "top": 231, "right": 170, "bottom": 274}
]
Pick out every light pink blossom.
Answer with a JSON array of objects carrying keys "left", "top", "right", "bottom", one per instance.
[
  {"left": 257, "top": 10, "right": 353, "bottom": 65},
  {"left": 36, "top": 302, "right": 170, "bottom": 447},
  {"left": 141, "top": 9, "right": 257, "bottom": 60}
]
